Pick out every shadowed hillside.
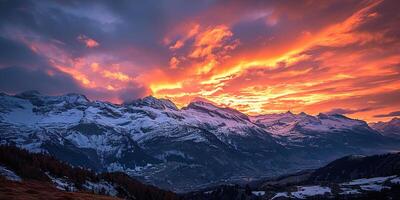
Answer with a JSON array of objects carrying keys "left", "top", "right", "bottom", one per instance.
[{"left": 0, "top": 145, "right": 178, "bottom": 200}]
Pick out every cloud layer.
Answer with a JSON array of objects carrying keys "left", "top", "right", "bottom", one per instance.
[{"left": 0, "top": 0, "right": 399, "bottom": 121}]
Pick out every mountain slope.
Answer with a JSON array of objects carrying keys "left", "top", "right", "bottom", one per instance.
[
  {"left": 0, "top": 145, "right": 177, "bottom": 200},
  {"left": 0, "top": 179, "right": 119, "bottom": 200},
  {"left": 308, "top": 153, "right": 400, "bottom": 183},
  {"left": 185, "top": 153, "right": 400, "bottom": 200}
]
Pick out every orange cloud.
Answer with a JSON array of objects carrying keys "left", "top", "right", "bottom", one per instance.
[
  {"left": 169, "top": 40, "right": 184, "bottom": 50},
  {"left": 77, "top": 35, "right": 99, "bottom": 48},
  {"left": 169, "top": 57, "right": 180, "bottom": 69},
  {"left": 102, "top": 70, "right": 130, "bottom": 82},
  {"left": 165, "top": 23, "right": 201, "bottom": 54},
  {"left": 189, "top": 25, "right": 233, "bottom": 59},
  {"left": 149, "top": 0, "right": 399, "bottom": 122}
]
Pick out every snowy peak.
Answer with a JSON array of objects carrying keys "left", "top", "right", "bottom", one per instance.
[
  {"left": 14, "top": 91, "right": 89, "bottom": 106},
  {"left": 61, "top": 93, "right": 90, "bottom": 104},
  {"left": 390, "top": 117, "right": 400, "bottom": 124},
  {"left": 126, "top": 96, "right": 178, "bottom": 110},
  {"left": 185, "top": 101, "right": 250, "bottom": 122},
  {"left": 316, "top": 113, "right": 367, "bottom": 127},
  {"left": 251, "top": 111, "right": 315, "bottom": 124},
  {"left": 15, "top": 90, "right": 42, "bottom": 98},
  {"left": 250, "top": 112, "right": 319, "bottom": 135},
  {"left": 370, "top": 117, "right": 400, "bottom": 138},
  {"left": 370, "top": 117, "right": 400, "bottom": 129},
  {"left": 251, "top": 111, "right": 368, "bottom": 136},
  {"left": 186, "top": 101, "right": 219, "bottom": 110},
  {"left": 14, "top": 90, "right": 45, "bottom": 106}
]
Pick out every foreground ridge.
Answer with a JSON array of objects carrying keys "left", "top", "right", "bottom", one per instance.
[
  {"left": 0, "top": 145, "right": 177, "bottom": 200},
  {"left": 184, "top": 152, "right": 400, "bottom": 200}
]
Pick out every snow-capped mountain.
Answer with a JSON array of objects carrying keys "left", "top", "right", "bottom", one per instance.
[
  {"left": 370, "top": 118, "right": 400, "bottom": 138},
  {"left": 0, "top": 91, "right": 398, "bottom": 192},
  {"left": 251, "top": 111, "right": 368, "bottom": 136},
  {"left": 250, "top": 111, "right": 392, "bottom": 161}
]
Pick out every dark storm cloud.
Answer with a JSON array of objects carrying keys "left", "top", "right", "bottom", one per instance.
[
  {"left": 0, "top": 66, "right": 149, "bottom": 102},
  {"left": 0, "top": 0, "right": 113, "bottom": 57},
  {"left": 0, "top": 0, "right": 214, "bottom": 67},
  {"left": 118, "top": 86, "right": 150, "bottom": 103},
  {"left": 326, "top": 107, "right": 378, "bottom": 115},
  {"left": 374, "top": 111, "right": 400, "bottom": 118},
  {"left": 355, "top": 0, "right": 400, "bottom": 36},
  {"left": 0, "top": 0, "right": 163, "bottom": 99},
  {"left": 0, "top": 36, "right": 46, "bottom": 68},
  {"left": 0, "top": 66, "right": 82, "bottom": 95}
]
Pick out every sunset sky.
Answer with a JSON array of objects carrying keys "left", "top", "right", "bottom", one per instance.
[{"left": 0, "top": 0, "right": 399, "bottom": 122}]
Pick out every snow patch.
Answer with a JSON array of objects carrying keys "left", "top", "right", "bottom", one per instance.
[
  {"left": 83, "top": 180, "right": 118, "bottom": 196},
  {"left": 271, "top": 192, "right": 289, "bottom": 199},
  {"left": 46, "top": 172, "right": 76, "bottom": 191},
  {"left": 390, "top": 177, "right": 400, "bottom": 184},
  {"left": 107, "top": 162, "right": 124, "bottom": 172},
  {"left": 360, "top": 184, "right": 390, "bottom": 192},
  {"left": 339, "top": 187, "right": 361, "bottom": 195},
  {"left": 0, "top": 166, "right": 21, "bottom": 182},
  {"left": 291, "top": 185, "right": 331, "bottom": 199},
  {"left": 341, "top": 175, "right": 397, "bottom": 186},
  {"left": 251, "top": 191, "right": 265, "bottom": 196}
]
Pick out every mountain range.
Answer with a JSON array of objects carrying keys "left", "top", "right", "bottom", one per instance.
[
  {"left": 370, "top": 118, "right": 400, "bottom": 138},
  {"left": 0, "top": 91, "right": 399, "bottom": 192}
]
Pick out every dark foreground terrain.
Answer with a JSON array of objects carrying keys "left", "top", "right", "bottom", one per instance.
[
  {"left": 0, "top": 145, "right": 177, "bottom": 200},
  {"left": 1, "top": 145, "right": 400, "bottom": 200},
  {"left": 0, "top": 178, "right": 119, "bottom": 200},
  {"left": 183, "top": 153, "right": 400, "bottom": 200}
]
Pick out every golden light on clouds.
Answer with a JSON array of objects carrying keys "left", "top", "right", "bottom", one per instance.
[
  {"left": 4, "top": 0, "right": 399, "bottom": 122},
  {"left": 148, "top": 0, "right": 399, "bottom": 122}
]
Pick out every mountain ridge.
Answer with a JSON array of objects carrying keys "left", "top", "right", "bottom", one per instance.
[{"left": 370, "top": 118, "right": 400, "bottom": 138}]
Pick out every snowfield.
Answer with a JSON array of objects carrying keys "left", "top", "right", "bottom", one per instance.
[
  {"left": 291, "top": 186, "right": 331, "bottom": 199},
  {"left": 46, "top": 172, "right": 77, "bottom": 192},
  {"left": 341, "top": 175, "right": 397, "bottom": 186},
  {"left": 339, "top": 175, "right": 398, "bottom": 193},
  {"left": 390, "top": 177, "right": 400, "bottom": 184},
  {"left": 271, "top": 175, "right": 400, "bottom": 199},
  {"left": 251, "top": 191, "right": 266, "bottom": 196},
  {"left": 271, "top": 192, "right": 289, "bottom": 199},
  {"left": 360, "top": 184, "right": 390, "bottom": 192},
  {"left": 339, "top": 187, "right": 361, "bottom": 195},
  {"left": 83, "top": 181, "right": 118, "bottom": 196}
]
